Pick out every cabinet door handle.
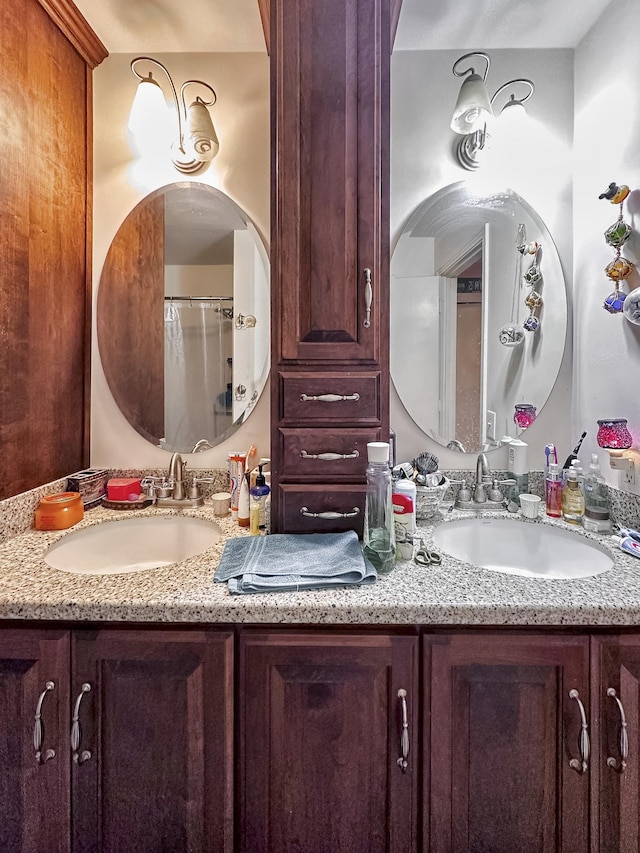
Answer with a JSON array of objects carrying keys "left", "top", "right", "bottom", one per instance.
[
  {"left": 606, "top": 687, "right": 628, "bottom": 772},
  {"left": 568, "top": 688, "right": 590, "bottom": 773},
  {"left": 363, "top": 268, "right": 373, "bottom": 328},
  {"left": 396, "top": 688, "right": 410, "bottom": 772},
  {"left": 299, "top": 393, "right": 360, "bottom": 403},
  {"left": 300, "top": 506, "right": 360, "bottom": 519},
  {"left": 33, "top": 681, "right": 56, "bottom": 764},
  {"left": 71, "top": 683, "right": 92, "bottom": 765},
  {"left": 299, "top": 450, "right": 360, "bottom": 461}
]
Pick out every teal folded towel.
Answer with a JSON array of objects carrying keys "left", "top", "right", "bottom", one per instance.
[{"left": 214, "top": 531, "right": 377, "bottom": 594}]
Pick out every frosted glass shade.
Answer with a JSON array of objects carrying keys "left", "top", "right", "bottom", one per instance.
[
  {"left": 128, "top": 77, "right": 172, "bottom": 155},
  {"left": 450, "top": 74, "right": 493, "bottom": 135}
]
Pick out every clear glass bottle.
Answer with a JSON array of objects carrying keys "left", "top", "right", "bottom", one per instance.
[
  {"left": 363, "top": 442, "right": 396, "bottom": 575},
  {"left": 583, "top": 453, "right": 610, "bottom": 514},
  {"left": 561, "top": 467, "right": 585, "bottom": 525}
]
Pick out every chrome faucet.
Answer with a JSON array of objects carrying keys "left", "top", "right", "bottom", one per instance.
[
  {"left": 474, "top": 453, "right": 491, "bottom": 503},
  {"left": 191, "top": 439, "right": 213, "bottom": 453},
  {"left": 154, "top": 452, "right": 204, "bottom": 508}
]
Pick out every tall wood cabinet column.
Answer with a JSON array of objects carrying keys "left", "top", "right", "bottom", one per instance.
[{"left": 269, "top": 0, "right": 395, "bottom": 533}]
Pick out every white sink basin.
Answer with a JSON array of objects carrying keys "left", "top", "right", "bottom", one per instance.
[
  {"left": 432, "top": 517, "right": 613, "bottom": 579},
  {"left": 45, "top": 516, "right": 222, "bottom": 575}
]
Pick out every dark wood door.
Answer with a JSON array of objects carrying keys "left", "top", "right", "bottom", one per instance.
[
  {"left": 238, "top": 631, "right": 419, "bottom": 853},
  {"left": 0, "top": 627, "right": 70, "bottom": 853},
  {"left": 71, "top": 628, "right": 234, "bottom": 853},
  {"left": 591, "top": 634, "right": 640, "bottom": 853},
  {"left": 271, "top": 0, "right": 389, "bottom": 365},
  {"left": 426, "top": 633, "right": 590, "bottom": 853}
]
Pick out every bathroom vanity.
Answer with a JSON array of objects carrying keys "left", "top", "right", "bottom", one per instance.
[{"left": 1, "top": 506, "right": 639, "bottom": 852}]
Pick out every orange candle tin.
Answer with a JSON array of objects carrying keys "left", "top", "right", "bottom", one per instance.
[{"left": 35, "top": 492, "right": 84, "bottom": 531}]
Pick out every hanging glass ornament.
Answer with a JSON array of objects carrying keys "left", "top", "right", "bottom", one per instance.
[
  {"left": 524, "top": 263, "right": 542, "bottom": 285},
  {"left": 525, "top": 290, "right": 543, "bottom": 310},
  {"left": 499, "top": 223, "right": 527, "bottom": 347},
  {"left": 599, "top": 182, "right": 635, "bottom": 313},
  {"left": 522, "top": 241, "right": 542, "bottom": 333},
  {"left": 523, "top": 315, "right": 540, "bottom": 332},
  {"left": 622, "top": 286, "right": 640, "bottom": 324}
]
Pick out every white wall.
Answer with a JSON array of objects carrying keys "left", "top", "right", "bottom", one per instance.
[
  {"left": 574, "top": 0, "right": 640, "bottom": 490},
  {"left": 391, "top": 49, "right": 574, "bottom": 471},
  {"left": 91, "top": 51, "right": 270, "bottom": 469}
]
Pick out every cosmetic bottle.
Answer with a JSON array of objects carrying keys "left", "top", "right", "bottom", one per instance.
[
  {"left": 508, "top": 439, "right": 529, "bottom": 504},
  {"left": 392, "top": 478, "right": 416, "bottom": 561},
  {"left": 561, "top": 468, "right": 585, "bottom": 525},
  {"left": 363, "top": 442, "right": 396, "bottom": 575},
  {"left": 249, "top": 464, "right": 271, "bottom": 534},
  {"left": 237, "top": 473, "right": 250, "bottom": 527},
  {"left": 545, "top": 462, "right": 563, "bottom": 518}
]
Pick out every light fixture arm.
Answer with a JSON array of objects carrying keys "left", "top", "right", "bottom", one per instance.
[
  {"left": 452, "top": 51, "right": 490, "bottom": 82},
  {"left": 490, "top": 78, "right": 535, "bottom": 111}
]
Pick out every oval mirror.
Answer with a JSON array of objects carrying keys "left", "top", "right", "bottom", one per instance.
[
  {"left": 391, "top": 182, "right": 567, "bottom": 454},
  {"left": 97, "top": 182, "right": 270, "bottom": 453}
]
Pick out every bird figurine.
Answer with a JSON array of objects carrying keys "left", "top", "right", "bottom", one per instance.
[{"left": 598, "top": 182, "right": 630, "bottom": 204}]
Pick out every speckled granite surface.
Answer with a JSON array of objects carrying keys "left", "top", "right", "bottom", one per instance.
[{"left": 1, "top": 494, "right": 640, "bottom": 625}]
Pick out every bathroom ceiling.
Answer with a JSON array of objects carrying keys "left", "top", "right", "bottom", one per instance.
[{"left": 74, "top": 0, "right": 614, "bottom": 54}]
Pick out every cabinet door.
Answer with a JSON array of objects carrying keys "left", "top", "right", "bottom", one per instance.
[
  {"left": 71, "top": 629, "right": 233, "bottom": 853},
  {"left": 0, "top": 628, "right": 70, "bottom": 853},
  {"left": 239, "top": 631, "right": 418, "bottom": 853},
  {"left": 592, "top": 634, "right": 640, "bottom": 853},
  {"left": 426, "top": 633, "right": 590, "bottom": 853},
  {"left": 272, "top": 0, "right": 389, "bottom": 364}
]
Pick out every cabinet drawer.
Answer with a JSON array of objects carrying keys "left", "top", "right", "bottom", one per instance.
[
  {"left": 278, "top": 428, "right": 378, "bottom": 481},
  {"left": 280, "top": 372, "right": 380, "bottom": 424},
  {"left": 278, "top": 484, "right": 366, "bottom": 535}
]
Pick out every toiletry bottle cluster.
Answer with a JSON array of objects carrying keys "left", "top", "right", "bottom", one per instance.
[
  {"left": 228, "top": 450, "right": 271, "bottom": 534},
  {"left": 545, "top": 440, "right": 611, "bottom": 532}
]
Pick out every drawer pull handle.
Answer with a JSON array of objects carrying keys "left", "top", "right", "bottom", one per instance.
[
  {"left": 300, "top": 506, "right": 360, "bottom": 519},
  {"left": 71, "top": 683, "right": 92, "bottom": 765},
  {"left": 568, "top": 688, "right": 590, "bottom": 773},
  {"left": 363, "top": 268, "right": 373, "bottom": 328},
  {"left": 34, "top": 681, "right": 56, "bottom": 764},
  {"left": 299, "top": 393, "right": 360, "bottom": 403},
  {"left": 300, "top": 450, "right": 360, "bottom": 461},
  {"left": 396, "top": 689, "right": 410, "bottom": 773},
  {"left": 606, "top": 687, "right": 628, "bottom": 772}
]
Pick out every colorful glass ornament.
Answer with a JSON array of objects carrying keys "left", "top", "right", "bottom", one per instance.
[
  {"left": 525, "top": 290, "right": 543, "bottom": 310},
  {"left": 523, "top": 315, "right": 540, "bottom": 332},
  {"left": 514, "top": 404, "right": 537, "bottom": 429},
  {"left": 499, "top": 323, "right": 525, "bottom": 347},
  {"left": 622, "top": 286, "right": 640, "bottom": 325},
  {"left": 524, "top": 263, "right": 542, "bottom": 285},
  {"left": 599, "top": 182, "right": 635, "bottom": 313}
]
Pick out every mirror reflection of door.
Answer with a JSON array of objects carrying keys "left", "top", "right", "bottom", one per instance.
[{"left": 455, "top": 257, "right": 482, "bottom": 451}]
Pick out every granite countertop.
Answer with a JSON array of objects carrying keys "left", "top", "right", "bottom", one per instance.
[{"left": 0, "top": 501, "right": 639, "bottom": 626}]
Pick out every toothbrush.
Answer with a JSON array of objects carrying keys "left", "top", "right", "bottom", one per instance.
[{"left": 544, "top": 443, "right": 557, "bottom": 471}]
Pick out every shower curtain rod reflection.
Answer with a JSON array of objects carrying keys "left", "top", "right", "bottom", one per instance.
[{"left": 164, "top": 296, "right": 233, "bottom": 301}]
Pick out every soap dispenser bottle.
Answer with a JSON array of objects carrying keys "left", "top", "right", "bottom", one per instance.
[
  {"left": 561, "top": 468, "right": 585, "bottom": 525},
  {"left": 545, "top": 462, "right": 563, "bottom": 518}
]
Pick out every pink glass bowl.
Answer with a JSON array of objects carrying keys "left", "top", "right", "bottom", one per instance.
[
  {"left": 514, "top": 404, "right": 537, "bottom": 429},
  {"left": 596, "top": 418, "right": 633, "bottom": 450}
]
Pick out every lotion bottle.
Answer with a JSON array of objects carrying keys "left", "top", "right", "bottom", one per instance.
[
  {"left": 508, "top": 439, "right": 529, "bottom": 504},
  {"left": 545, "top": 462, "right": 562, "bottom": 518},
  {"left": 561, "top": 467, "right": 585, "bottom": 525},
  {"left": 238, "top": 473, "right": 250, "bottom": 527}
]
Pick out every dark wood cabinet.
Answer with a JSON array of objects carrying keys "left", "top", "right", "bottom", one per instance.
[
  {"left": 238, "top": 631, "right": 419, "bottom": 853},
  {"left": 0, "top": 626, "right": 233, "bottom": 853},
  {"left": 0, "top": 629, "right": 70, "bottom": 853},
  {"left": 425, "top": 633, "right": 591, "bottom": 853},
  {"left": 591, "top": 635, "right": 640, "bottom": 853},
  {"left": 270, "top": 0, "right": 395, "bottom": 532}
]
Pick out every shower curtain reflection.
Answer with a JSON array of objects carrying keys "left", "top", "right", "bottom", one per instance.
[{"left": 163, "top": 300, "right": 232, "bottom": 451}]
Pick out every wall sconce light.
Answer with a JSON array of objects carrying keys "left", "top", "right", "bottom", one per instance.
[
  {"left": 596, "top": 418, "right": 638, "bottom": 474},
  {"left": 129, "top": 56, "right": 219, "bottom": 175},
  {"left": 450, "top": 52, "right": 534, "bottom": 171}
]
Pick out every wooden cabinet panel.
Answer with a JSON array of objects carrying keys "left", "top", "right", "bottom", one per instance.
[
  {"left": 238, "top": 631, "right": 418, "bottom": 853},
  {"left": 592, "top": 635, "right": 640, "bottom": 853},
  {"left": 279, "top": 372, "right": 381, "bottom": 424},
  {"left": 425, "top": 633, "right": 590, "bottom": 853},
  {"left": 0, "top": 629, "right": 70, "bottom": 853},
  {"left": 71, "top": 629, "right": 234, "bottom": 853},
  {"left": 277, "top": 483, "right": 366, "bottom": 534},
  {"left": 278, "top": 427, "right": 378, "bottom": 481}
]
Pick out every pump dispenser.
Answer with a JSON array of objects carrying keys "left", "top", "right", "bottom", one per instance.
[
  {"left": 562, "top": 467, "right": 585, "bottom": 525},
  {"left": 545, "top": 462, "right": 562, "bottom": 518}
]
